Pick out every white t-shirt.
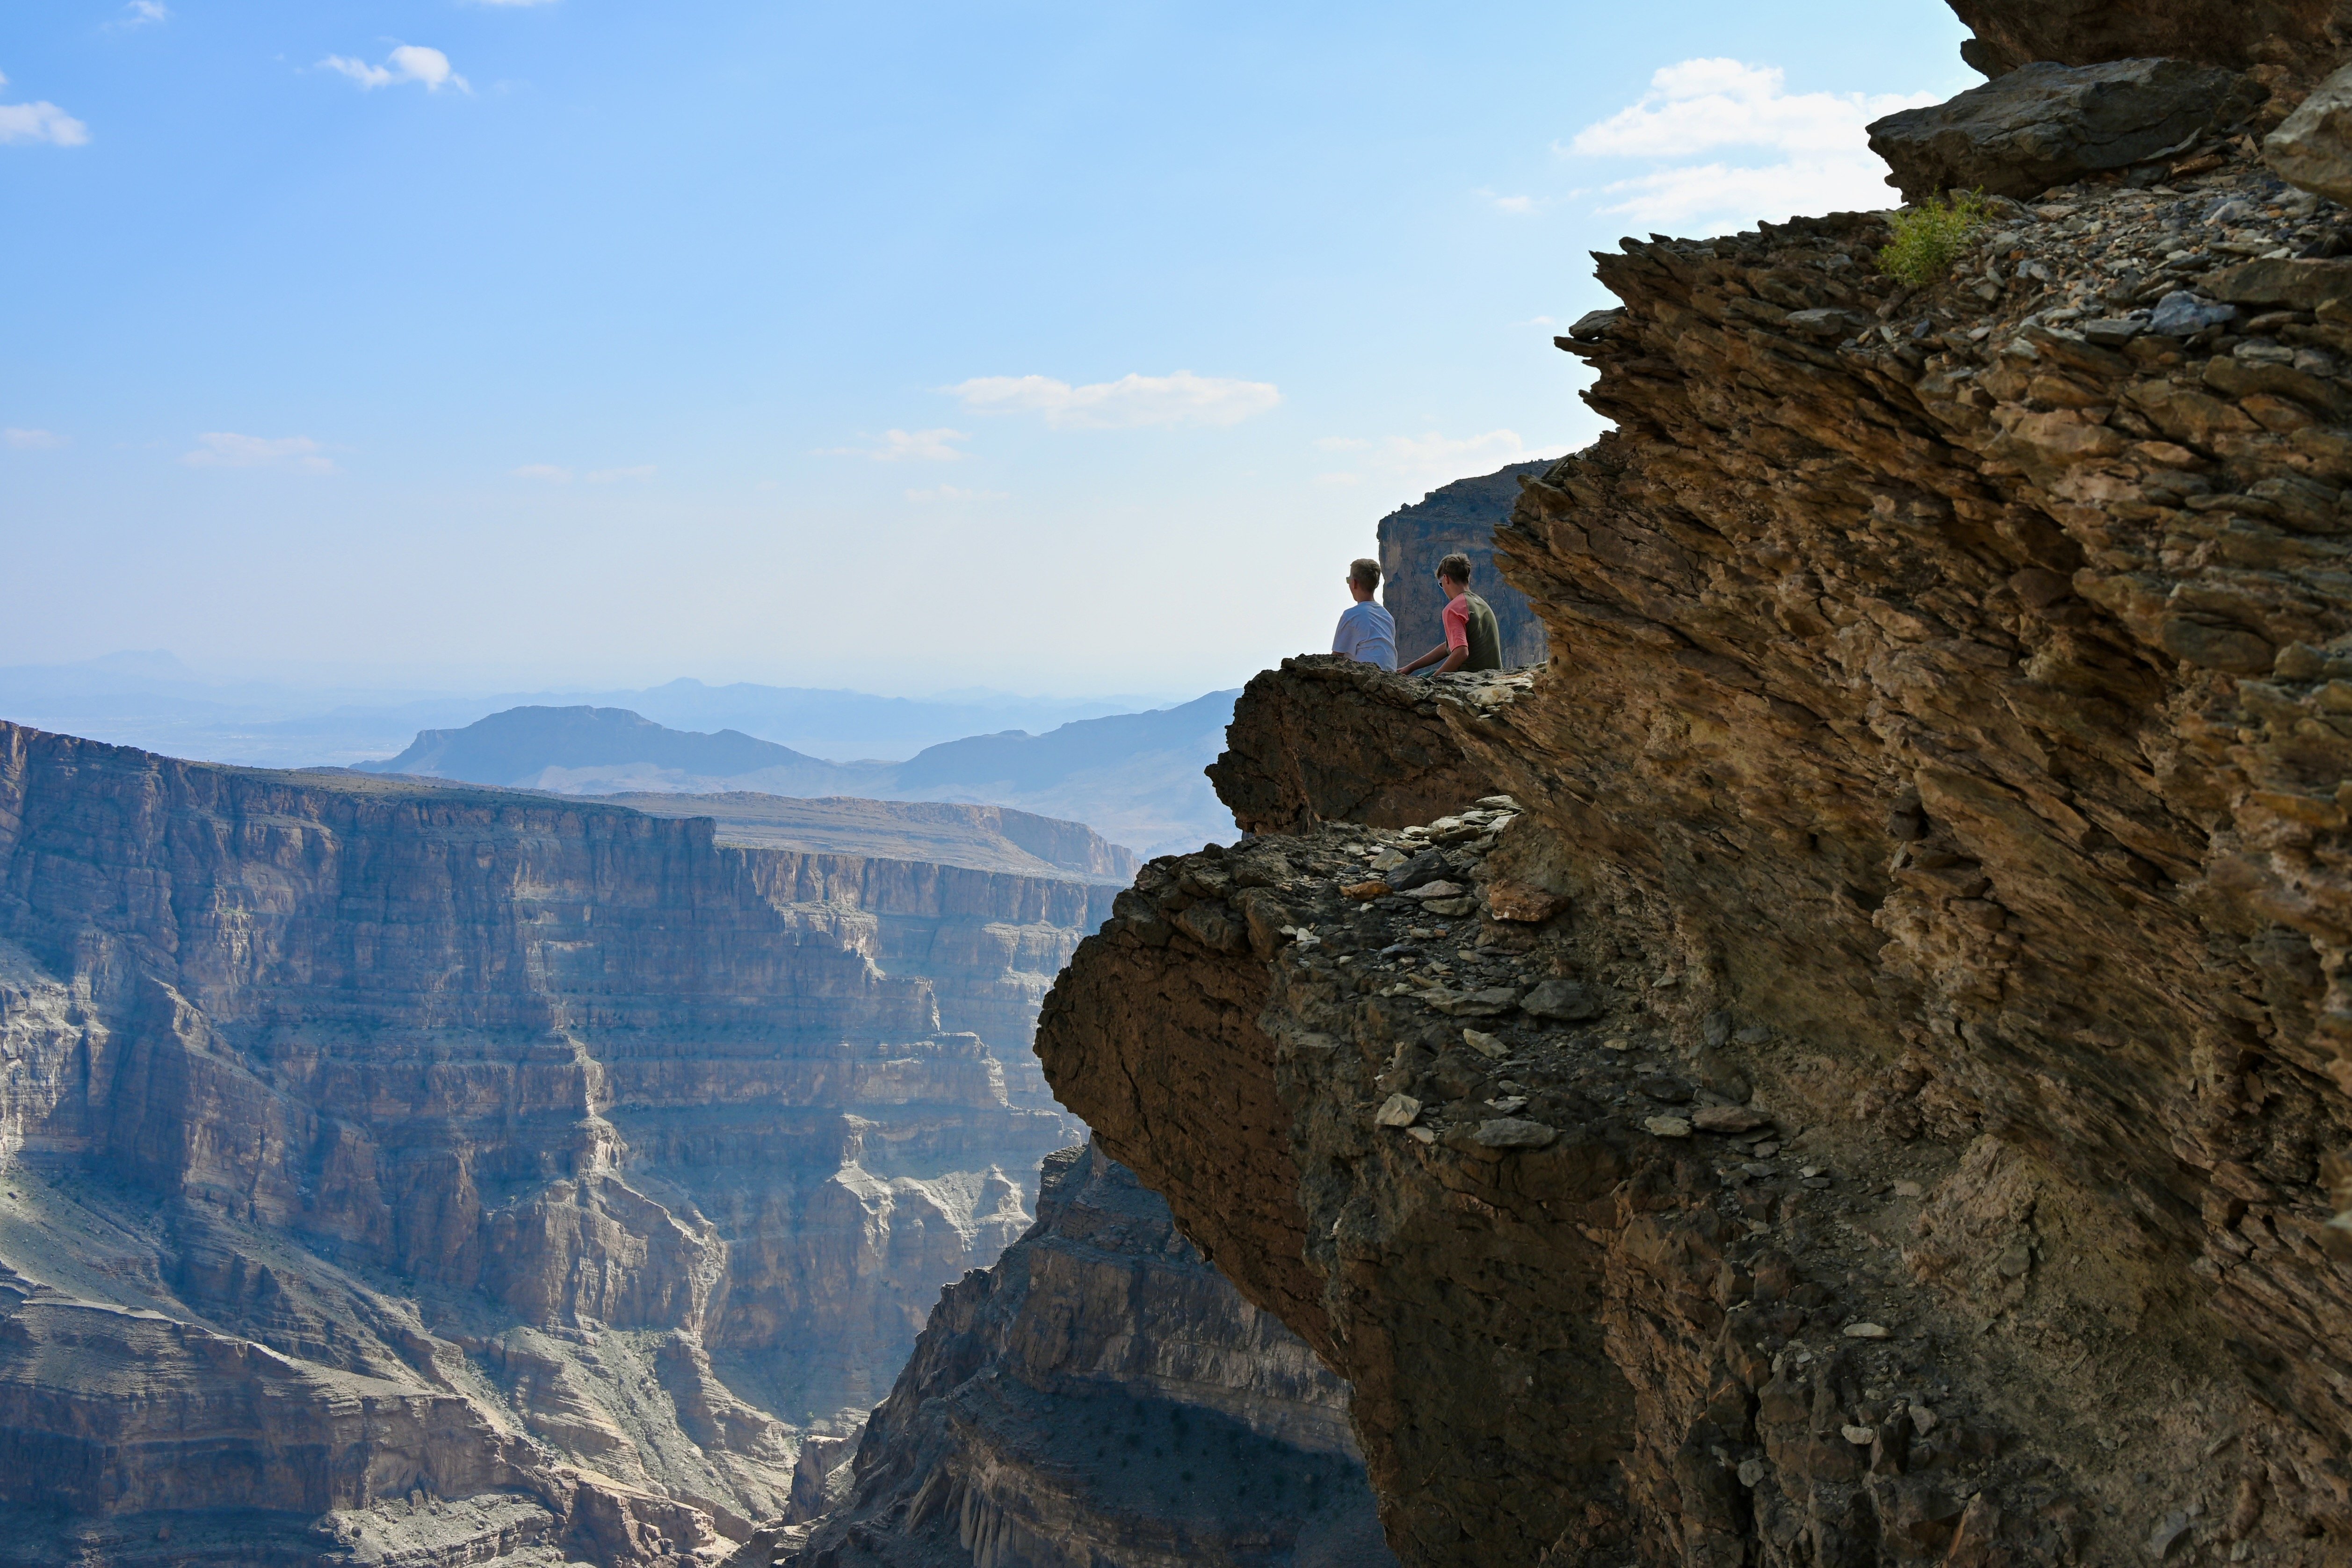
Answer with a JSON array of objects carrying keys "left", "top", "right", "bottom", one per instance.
[{"left": 1332, "top": 600, "right": 1397, "bottom": 670}]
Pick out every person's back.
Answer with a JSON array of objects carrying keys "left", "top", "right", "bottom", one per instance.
[
  {"left": 1331, "top": 557, "right": 1397, "bottom": 670},
  {"left": 1402, "top": 552, "right": 1505, "bottom": 678},
  {"left": 1456, "top": 590, "right": 1502, "bottom": 672}
]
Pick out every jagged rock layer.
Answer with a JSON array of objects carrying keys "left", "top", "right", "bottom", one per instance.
[
  {"left": 735, "top": 1142, "right": 1390, "bottom": 1568},
  {"left": 1038, "top": 144, "right": 2352, "bottom": 1564},
  {"left": 1946, "top": 0, "right": 2352, "bottom": 89},
  {"left": 0, "top": 723, "right": 1098, "bottom": 1566}
]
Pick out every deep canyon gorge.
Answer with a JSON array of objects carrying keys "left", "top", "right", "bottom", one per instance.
[
  {"left": 14, "top": 0, "right": 2352, "bottom": 1563},
  {"left": 0, "top": 726, "right": 1109, "bottom": 1564}
]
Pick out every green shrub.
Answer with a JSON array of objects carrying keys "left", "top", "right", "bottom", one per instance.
[{"left": 1877, "top": 190, "right": 1990, "bottom": 289}]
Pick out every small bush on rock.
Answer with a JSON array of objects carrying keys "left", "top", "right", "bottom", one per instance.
[{"left": 1878, "top": 190, "right": 1989, "bottom": 288}]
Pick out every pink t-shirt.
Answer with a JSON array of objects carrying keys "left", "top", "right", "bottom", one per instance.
[{"left": 1442, "top": 595, "right": 1470, "bottom": 651}]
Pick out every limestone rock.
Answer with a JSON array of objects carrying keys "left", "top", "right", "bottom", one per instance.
[
  {"left": 1942, "top": 0, "right": 2352, "bottom": 88},
  {"left": 0, "top": 723, "right": 1087, "bottom": 1565},
  {"left": 1865, "top": 59, "right": 2257, "bottom": 201},
  {"left": 2268, "top": 63, "right": 2352, "bottom": 202},
  {"left": 1204, "top": 656, "right": 1502, "bottom": 837},
  {"left": 1040, "top": 137, "right": 2352, "bottom": 1568},
  {"left": 766, "top": 1144, "right": 1392, "bottom": 1568}
]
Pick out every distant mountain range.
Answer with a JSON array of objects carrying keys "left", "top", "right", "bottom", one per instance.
[
  {"left": 0, "top": 656, "right": 1181, "bottom": 770},
  {"left": 354, "top": 696, "right": 1241, "bottom": 859}
]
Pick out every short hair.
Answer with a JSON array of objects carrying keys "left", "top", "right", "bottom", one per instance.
[
  {"left": 1349, "top": 557, "right": 1381, "bottom": 591},
  {"left": 1437, "top": 552, "right": 1472, "bottom": 584}
]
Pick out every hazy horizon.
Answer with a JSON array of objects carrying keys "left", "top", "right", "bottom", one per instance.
[{"left": 5, "top": 2, "right": 1970, "bottom": 697}]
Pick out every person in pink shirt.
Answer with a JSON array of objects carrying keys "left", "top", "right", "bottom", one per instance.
[{"left": 1399, "top": 553, "right": 1502, "bottom": 675}]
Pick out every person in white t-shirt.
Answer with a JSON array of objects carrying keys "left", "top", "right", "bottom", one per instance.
[{"left": 1331, "top": 557, "right": 1397, "bottom": 670}]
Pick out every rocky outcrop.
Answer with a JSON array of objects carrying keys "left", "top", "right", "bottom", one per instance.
[
  {"left": 1375, "top": 463, "right": 1550, "bottom": 669},
  {"left": 1943, "top": 0, "right": 2352, "bottom": 91},
  {"left": 1203, "top": 657, "right": 1505, "bottom": 839},
  {"left": 736, "top": 1142, "right": 1390, "bottom": 1568},
  {"left": 1038, "top": 140, "right": 2352, "bottom": 1565},
  {"left": 0, "top": 723, "right": 1086, "bottom": 1565},
  {"left": 1867, "top": 59, "right": 2261, "bottom": 202},
  {"left": 2269, "top": 64, "right": 2352, "bottom": 204}
]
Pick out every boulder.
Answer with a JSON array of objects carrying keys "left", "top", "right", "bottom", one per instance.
[
  {"left": 1942, "top": 0, "right": 2352, "bottom": 87},
  {"left": 2266, "top": 62, "right": 2352, "bottom": 204},
  {"left": 1866, "top": 58, "right": 2257, "bottom": 201}
]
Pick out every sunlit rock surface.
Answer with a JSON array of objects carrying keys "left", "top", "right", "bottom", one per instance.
[{"left": 0, "top": 723, "right": 1095, "bottom": 1565}]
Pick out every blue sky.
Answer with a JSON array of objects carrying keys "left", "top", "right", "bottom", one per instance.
[{"left": 1, "top": 1, "right": 1971, "bottom": 700}]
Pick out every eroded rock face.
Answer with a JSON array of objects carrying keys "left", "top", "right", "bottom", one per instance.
[
  {"left": 1376, "top": 462, "right": 1551, "bottom": 670},
  {"left": 737, "top": 1142, "right": 1389, "bottom": 1568},
  {"left": 2269, "top": 63, "right": 2352, "bottom": 204},
  {"left": 1944, "top": 0, "right": 2352, "bottom": 88},
  {"left": 0, "top": 723, "right": 1092, "bottom": 1565},
  {"left": 1866, "top": 58, "right": 2259, "bottom": 202},
  {"left": 1203, "top": 656, "right": 1505, "bottom": 838},
  {"left": 1039, "top": 143, "right": 2352, "bottom": 1564}
]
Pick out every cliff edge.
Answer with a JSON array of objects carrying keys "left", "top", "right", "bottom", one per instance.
[{"left": 1038, "top": 132, "right": 2352, "bottom": 1566}]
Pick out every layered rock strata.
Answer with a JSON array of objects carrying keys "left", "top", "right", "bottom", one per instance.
[
  {"left": 0, "top": 724, "right": 1084, "bottom": 1566},
  {"left": 734, "top": 1142, "right": 1389, "bottom": 1568},
  {"left": 1945, "top": 0, "right": 2352, "bottom": 91},
  {"left": 1375, "top": 462, "right": 1551, "bottom": 670},
  {"left": 1037, "top": 139, "right": 2352, "bottom": 1565}
]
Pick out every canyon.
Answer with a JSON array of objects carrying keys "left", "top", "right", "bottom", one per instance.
[
  {"left": 0, "top": 722, "right": 1114, "bottom": 1565},
  {"left": 1032, "top": 25, "right": 2352, "bottom": 1568},
  {"left": 742, "top": 1141, "right": 1391, "bottom": 1568}
]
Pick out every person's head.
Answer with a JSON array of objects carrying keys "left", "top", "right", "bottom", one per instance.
[
  {"left": 1437, "top": 553, "right": 1472, "bottom": 596},
  {"left": 1347, "top": 558, "right": 1381, "bottom": 602}
]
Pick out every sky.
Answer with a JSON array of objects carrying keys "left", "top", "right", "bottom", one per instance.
[{"left": 1, "top": 1, "right": 1974, "bottom": 701}]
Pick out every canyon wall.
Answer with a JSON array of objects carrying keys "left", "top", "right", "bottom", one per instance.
[
  {"left": 1376, "top": 462, "right": 1551, "bottom": 670},
  {"left": 1038, "top": 133, "right": 2352, "bottom": 1566},
  {"left": 0, "top": 722, "right": 1101, "bottom": 1567},
  {"left": 739, "top": 1141, "right": 1389, "bottom": 1568}
]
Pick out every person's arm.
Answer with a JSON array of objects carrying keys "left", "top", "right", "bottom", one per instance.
[
  {"left": 1399, "top": 641, "right": 1451, "bottom": 674},
  {"left": 1434, "top": 646, "right": 1469, "bottom": 674}
]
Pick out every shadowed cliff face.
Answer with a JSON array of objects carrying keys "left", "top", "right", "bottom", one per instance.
[
  {"left": 736, "top": 1142, "right": 1390, "bottom": 1568},
  {"left": 1040, "top": 143, "right": 2352, "bottom": 1566},
  {"left": 0, "top": 722, "right": 1096, "bottom": 1566}
]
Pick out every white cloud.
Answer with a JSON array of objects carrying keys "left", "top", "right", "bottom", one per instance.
[
  {"left": 0, "top": 73, "right": 90, "bottom": 147},
  {"left": 3, "top": 428, "right": 63, "bottom": 449},
  {"left": 1475, "top": 188, "right": 1538, "bottom": 216},
  {"left": 1560, "top": 58, "right": 1934, "bottom": 233},
  {"left": 511, "top": 463, "right": 571, "bottom": 482},
  {"left": 905, "top": 484, "right": 1008, "bottom": 503},
  {"left": 586, "top": 464, "right": 654, "bottom": 483},
  {"left": 1314, "top": 436, "right": 1370, "bottom": 452},
  {"left": 121, "top": 2, "right": 169, "bottom": 25},
  {"left": 321, "top": 45, "right": 469, "bottom": 94},
  {"left": 945, "top": 370, "right": 1279, "bottom": 431},
  {"left": 1314, "top": 472, "right": 1362, "bottom": 488},
  {"left": 182, "top": 433, "right": 336, "bottom": 473},
  {"left": 819, "top": 427, "right": 970, "bottom": 462}
]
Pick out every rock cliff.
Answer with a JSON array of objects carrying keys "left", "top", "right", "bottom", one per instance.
[
  {"left": 1038, "top": 133, "right": 2352, "bottom": 1565},
  {"left": 735, "top": 1142, "right": 1390, "bottom": 1568},
  {"left": 0, "top": 722, "right": 1097, "bottom": 1566},
  {"left": 1375, "top": 463, "right": 1551, "bottom": 670}
]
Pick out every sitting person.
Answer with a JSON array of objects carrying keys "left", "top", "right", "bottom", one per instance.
[
  {"left": 1399, "top": 553, "right": 1501, "bottom": 675},
  {"left": 1331, "top": 557, "right": 1397, "bottom": 670}
]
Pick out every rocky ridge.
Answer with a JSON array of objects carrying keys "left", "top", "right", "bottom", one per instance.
[
  {"left": 1036, "top": 130, "right": 2352, "bottom": 1567},
  {"left": 736, "top": 1142, "right": 1390, "bottom": 1568},
  {"left": 0, "top": 723, "right": 1098, "bottom": 1566}
]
